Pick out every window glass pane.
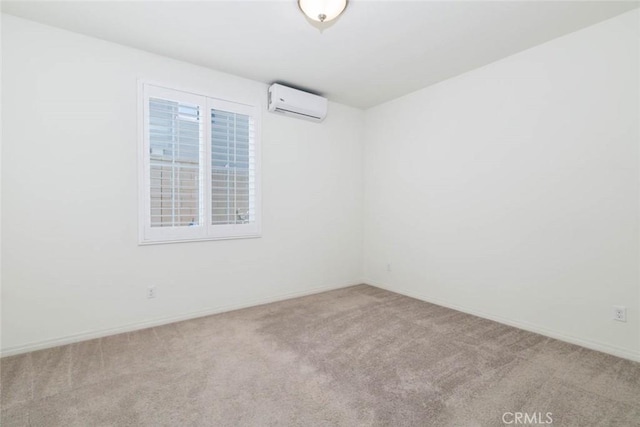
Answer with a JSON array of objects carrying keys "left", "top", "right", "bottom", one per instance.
[
  {"left": 149, "top": 97, "right": 201, "bottom": 227},
  {"left": 211, "top": 109, "right": 254, "bottom": 225}
]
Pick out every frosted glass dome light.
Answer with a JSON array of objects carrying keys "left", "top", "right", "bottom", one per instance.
[{"left": 298, "top": 0, "right": 348, "bottom": 23}]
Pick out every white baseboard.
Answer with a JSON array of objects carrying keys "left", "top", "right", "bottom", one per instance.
[
  {"left": 0, "top": 281, "right": 362, "bottom": 357},
  {"left": 365, "top": 279, "right": 640, "bottom": 363}
]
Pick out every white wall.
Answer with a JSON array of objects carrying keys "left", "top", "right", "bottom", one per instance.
[
  {"left": 1, "top": 15, "right": 364, "bottom": 354},
  {"left": 363, "top": 10, "right": 640, "bottom": 360}
]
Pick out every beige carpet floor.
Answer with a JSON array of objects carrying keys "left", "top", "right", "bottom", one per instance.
[{"left": 1, "top": 285, "right": 639, "bottom": 426}]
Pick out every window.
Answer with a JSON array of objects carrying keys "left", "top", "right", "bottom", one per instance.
[{"left": 140, "top": 84, "right": 260, "bottom": 244}]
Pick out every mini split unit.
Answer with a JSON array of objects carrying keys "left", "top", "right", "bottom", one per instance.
[{"left": 268, "top": 83, "right": 328, "bottom": 122}]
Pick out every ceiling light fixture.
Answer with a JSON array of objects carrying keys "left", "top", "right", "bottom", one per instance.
[{"left": 298, "top": 0, "right": 348, "bottom": 23}]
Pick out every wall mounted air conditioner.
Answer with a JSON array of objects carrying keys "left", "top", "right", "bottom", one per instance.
[{"left": 268, "top": 83, "right": 327, "bottom": 122}]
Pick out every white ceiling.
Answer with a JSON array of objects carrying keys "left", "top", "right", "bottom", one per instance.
[{"left": 2, "top": 1, "right": 638, "bottom": 108}]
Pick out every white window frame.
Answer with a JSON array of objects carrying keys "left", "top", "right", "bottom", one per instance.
[{"left": 138, "top": 82, "right": 261, "bottom": 245}]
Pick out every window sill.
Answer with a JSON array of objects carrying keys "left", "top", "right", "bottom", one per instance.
[{"left": 138, "top": 233, "right": 262, "bottom": 246}]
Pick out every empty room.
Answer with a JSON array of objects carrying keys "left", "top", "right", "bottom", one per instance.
[{"left": 1, "top": 0, "right": 639, "bottom": 425}]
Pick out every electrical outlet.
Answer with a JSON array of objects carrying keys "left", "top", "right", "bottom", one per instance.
[
  {"left": 147, "top": 286, "right": 157, "bottom": 299},
  {"left": 613, "top": 306, "right": 626, "bottom": 322}
]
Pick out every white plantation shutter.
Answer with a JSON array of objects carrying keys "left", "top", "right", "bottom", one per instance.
[
  {"left": 140, "top": 83, "right": 260, "bottom": 244},
  {"left": 149, "top": 98, "right": 202, "bottom": 228},
  {"left": 211, "top": 108, "right": 256, "bottom": 225}
]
